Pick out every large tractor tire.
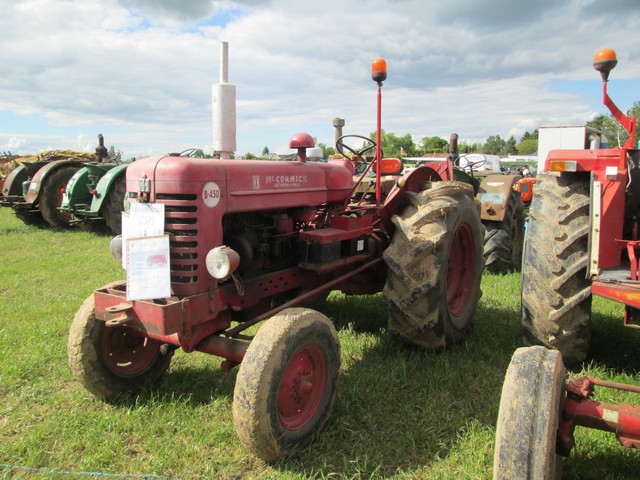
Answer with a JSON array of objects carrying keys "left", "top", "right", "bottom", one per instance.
[
  {"left": 484, "top": 189, "right": 525, "bottom": 273},
  {"left": 233, "top": 308, "right": 340, "bottom": 463},
  {"left": 521, "top": 172, "right": 591, "bottom": 366},
  {"left": 39, "top": 165, "right": 78, "bottom": 228},
  {"left": 67, "top": 283, "right": 173, "bottom": 400},
  {"left": 102, "top": 173, "right": 126, "bottom": 235},
  {"left": 383, "top": 181, "right": 484, "bottom": 349},
  {"left": 494, "top": 346, "right": 565, "bottom": 480}
]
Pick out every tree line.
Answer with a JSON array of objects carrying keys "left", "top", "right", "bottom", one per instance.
[{"left": 314, "top": 100, "right": 640, "bottom": 160}]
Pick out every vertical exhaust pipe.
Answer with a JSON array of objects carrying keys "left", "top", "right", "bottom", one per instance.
[{"left": 212, "top": 42, "right": 236, "bottom": 159}]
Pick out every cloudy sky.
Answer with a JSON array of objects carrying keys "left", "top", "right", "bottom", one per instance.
[{"left": 1, "top": 0, "right": 640, "bottom": 159}]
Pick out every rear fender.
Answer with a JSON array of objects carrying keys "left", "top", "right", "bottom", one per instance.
[
  {"left": 24, "top": 158, "right": 85, "bottom": 204},
  {"left": 90, "top": 164, "right": 127, "bottom": 212},
  {"left": 379, "top": 165, "right": 443, "bottom": 235},
  {"left": 61, "top": 168, "right": 93, "bottom": 210},
  {"left": 477, "top": 174, "right": 521, "bottom": 221},
  {"left": 1, "top": 165, "right": 29, "bottom": 197}
]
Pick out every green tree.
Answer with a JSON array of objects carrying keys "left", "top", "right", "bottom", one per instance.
[
  {"left": 516, "top": 138, "right": 538, "bottom": 155},
  {"left": 483, "top": 135, "right": 506, "bottom": 155},
  {"left": 587, "top": 100, "right": 640, "bottom": 147},
  {"left": 505, "top": 136, "right": 518, "bottom": 155},
  {"left": 262, "top": 146, "right": 269, "bottom": 156},
  {"left": 368, "top": 130, "right": 416, "bottom": 157},
  {"left": 419, "top": 136, "right": 448, "bottom": 155},
  {"left": 318, "top": 143, "right": 335, "bottom": 158}
]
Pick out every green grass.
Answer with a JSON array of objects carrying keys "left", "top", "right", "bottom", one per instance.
[{"left": 1, "top": 207, "right": 640, "bottom": 479}]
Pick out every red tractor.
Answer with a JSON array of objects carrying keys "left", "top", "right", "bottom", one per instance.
[
  {"left": 494, "top": 49, "right": 640, "bottom": 478},
  {"left": 67, "top": 58, "right": 485, "bottom": 462}
]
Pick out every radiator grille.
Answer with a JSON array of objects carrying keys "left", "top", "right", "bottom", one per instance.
[{"left": 157, "top": 193, "right": 199, "bottom": 284}]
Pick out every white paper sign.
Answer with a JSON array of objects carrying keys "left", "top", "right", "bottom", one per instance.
[
  {"left": 121, "top": 203, "right": 165, "bottom": 269},
  {"left": 126, "top": 235, "right": 171, "bottom": 301}
]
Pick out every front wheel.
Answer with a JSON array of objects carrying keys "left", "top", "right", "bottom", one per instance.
[
  {"left": 383, "top": 181, "right": 484, "bottom": 349},
  {"left": 232, "top": 308, "right": 340, "bottom": 463},
  {"left": 67, "top": 283, "right": 173, "bottom": 400},
  {"left": 102, "top": 174, "right": 126, "bottom": 235},
  {"left": 494, "top": 346, "right": 566, "bottom": 480}
]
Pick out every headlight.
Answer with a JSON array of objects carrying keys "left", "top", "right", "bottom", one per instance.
[
  {"left": 206, "top": 246, "right": 240, "bottom": 279},
  {"left": 109, "top": 236, "right": 123, "bottom": 262}
]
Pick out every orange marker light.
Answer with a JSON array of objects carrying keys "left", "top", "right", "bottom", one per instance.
[
  {"left": 593, "top": 48, "right": 618, "bottom": 81},
  {"left": 372, "top": 58, "right": 387, "bottom": 84}
]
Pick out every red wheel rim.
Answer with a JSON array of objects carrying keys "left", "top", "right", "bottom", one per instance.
[
  {"left": 446, "top": 223, "right": 475, "bottom": 319},
  {"left": 277, "top": 345, "right": 327, "bottom": 431},
  {"left": 103, "top": 326, "right": 160, "bottom": 377}
]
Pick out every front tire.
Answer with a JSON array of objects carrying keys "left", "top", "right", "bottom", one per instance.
[
  {"left": 67, "top": 283, "right": 173, "bottom": 400},
  {"left": 232, "top": 308, "right": 340, "bottom": 463},
  {"left": 383, "top": 181, "right": 484, "bottom": 349},
  {"left": 494, "top": 346, "right": 566, "bottom": 480},
  {"left": 521, "top": 172, "right": 591, "bottom": 366}
]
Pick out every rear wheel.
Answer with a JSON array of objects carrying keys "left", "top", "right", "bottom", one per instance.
[
  {"left": 484, "top": 189, "right": 525, "bottom": 273},
  {"left": 521, "top": 172, "right": 591, "bottom": 366},
  {"left": 494, "top": 346, "right": 565, "bottom": 480},
  {"left": 383, "top": 181, "right": 484, "bottom": 349},
  {"left": 39, "top": 165, "right": 79, "bottom": 228},
  {"left": 102, "top": 173, "right": 126, "bottom": 235},
  {"left": 67, "top": 283, "right": 173, "bottom": 400},
  {"left": 233, "top": 308, "right": 340, "bottom": 463}
]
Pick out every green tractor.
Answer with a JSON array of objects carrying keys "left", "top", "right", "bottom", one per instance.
[{"left": 60, "top": 135, "right": 127, "bottom": 234}]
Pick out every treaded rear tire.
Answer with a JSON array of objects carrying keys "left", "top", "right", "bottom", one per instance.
[
  {"left": 484, "top": 189, "right": 525, "bottom": 273},
  {"left": 383, "top": 181, "right": 484, "bottom": 349},
  {"left": 521, "top": 172, "right": 591, "bottom": 366},
  {"left": 102, "top": 173, "right": 126, "bottom": 235},
  {"left": 494, "top": 346, "right": 565, "bottom": 480},
  {"left": 39, "top": 165, "right": 79, "bottom": 228}
]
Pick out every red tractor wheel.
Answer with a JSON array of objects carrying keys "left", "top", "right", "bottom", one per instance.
[
  {"left": 383, "top": 181, "right": 484, "bottom": 349},
  {"left": 67, "top": 282, "right": 173, "bottom": 400},
  {"left": 494, "top": 346, "right": 565, "bottom": 480},
  {"left": 232, "top": 308, "right": 340, "bottom": 463}
]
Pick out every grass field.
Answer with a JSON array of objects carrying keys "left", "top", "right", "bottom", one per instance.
[{"left": 1, "top": 207, "right": 640, "bottom": 480}]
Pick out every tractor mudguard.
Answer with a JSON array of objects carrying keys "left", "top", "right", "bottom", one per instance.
[
  {"left": 24, "top": 158, "right": 85, "bottom": 205},
  {"left": 62, "top": 163, "right": 120, "bottom": 213},
  {"left": 477, "top": 174, "right": 521, "bottom": 222},
  {"left": 1, "top": 164, "right": 29, "bottom": 199},
  {"left": 379, "top": 165, "right": 446, "bottom": 234},
  {"left": 452, "top": 168, "right": 481, "bottom": 195},
  {"left": 89, "top": 164, "right": 127, "bottom": 213},
  {"left": 61, "top": 168, "right": 94, "bottom": 211}
]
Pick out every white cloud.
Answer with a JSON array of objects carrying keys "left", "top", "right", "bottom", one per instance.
[{"left": 0, "top": 0, "right": 639, "bottom": 158}]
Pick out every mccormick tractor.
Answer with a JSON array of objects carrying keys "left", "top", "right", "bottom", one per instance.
[
  {"left": 60, "top": 134, "right": 128, "bottom": 234},
  {"left": 494, "top": 49, "right": 640, "bottom": 478},
  {"left": 67, "top": 58, "right": 485, "bottom": 462}
]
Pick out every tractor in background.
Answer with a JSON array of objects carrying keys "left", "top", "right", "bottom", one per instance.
[
  {"left": 494, "top": 49, "right": 640, "bottom": 479},
  {"left": 60, "top": 134, "right": 127, "bottom": 234},
  {"left": 451, "top": 142, "right": 525, "bottom": 273},
  {"left": 0, "top": 150, "right": 93, "bottom": 227},
  {"left": 68, "top": 56, "right": 485, "bottom": 462}
]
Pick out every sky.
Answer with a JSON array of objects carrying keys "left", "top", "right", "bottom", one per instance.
[{"left": 1, "top": 0, "right": 640, "bottom": 159}]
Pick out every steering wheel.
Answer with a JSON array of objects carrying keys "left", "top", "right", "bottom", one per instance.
[{"left": 336, "top": 135, "right": 378, "bottom": 162}]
